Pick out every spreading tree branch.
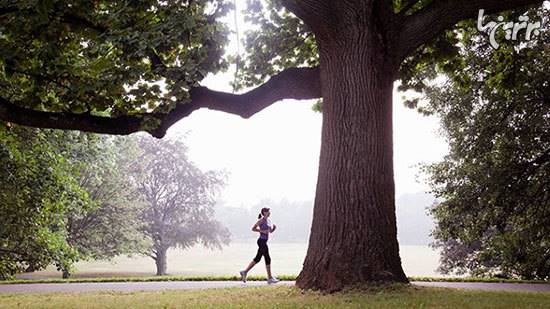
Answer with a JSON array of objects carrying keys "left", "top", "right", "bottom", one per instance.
[
  {"left": 280, "top": 0, "right": 331, "bottom": 33},
  {"left": 0, "top": 67, "right": 321, "bottom": 138},
  {"left": 395, "top": 0, "right": 544, "bottom": 62},
  {"left": 60, "top": 12, "right": 108, "bottom": 33}
]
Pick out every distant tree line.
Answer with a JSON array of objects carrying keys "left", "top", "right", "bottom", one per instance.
[
  {"left": 215, "top": 199, "right": 313, "bottom": 243},
  {"left": 216, "top": 194, "right": 437, "bottom": 246}
]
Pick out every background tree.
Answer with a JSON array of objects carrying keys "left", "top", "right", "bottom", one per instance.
[
  {"left": 420, "top": 7, "right": 550, "bottom": 280},
  {"left": 132, "top": 136, "right": 230, "bottom": 276},
  {"left": 0, "top": 126, "right": 148, "bottom": 279},
  {"left": 0, "top": 0, "right": 545, "bottom": 291},
  {"left": 62, "top": 135, "right": 146, "bottom": 278},
  {"left": 0, "top": 126, "right": 84, "bottom": 279}
]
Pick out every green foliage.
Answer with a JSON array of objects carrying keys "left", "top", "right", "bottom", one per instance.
[
  {"left": 64, "top": 135, "right": 147, "bottom": 265},
  {"left": 0, "top": 126, "right": 85, "bottom": 279},
  {"left": 0, "top": 0, "right": 231, "bottom": 121},
  {"left": 310, "top": 99, "right": 322, "bottom": 113},
  {"left": 1, "top": 0, "right": 540, "bottom": 116},
  {"left": 0, "top": 127, "right": 149, "bottom": 279},
  {"left": 233, "top": 0, "right": 318, "bottom": 90},
  {"left": 0, "top": 125, "right": 231, "bottom": 279},
  {"left": 421, "top": 7, "right": 550, "bottom": 280},
  {"left": 397, "top": 27, "right": 462, "bottom": 113},
  {"left": 238, "top": 1, "right": 538, "bottom": 112},
  {"left": 398, "top": 7, "right": 545, "bottom": 112},
  {"left": 238, "top": 0, "right": 448, "bottom": 93},
  {"left": 392, "top": 0, "right": 434, "bottom": 15}
]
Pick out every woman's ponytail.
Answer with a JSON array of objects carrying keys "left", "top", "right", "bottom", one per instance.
[{"left": 258, "top": 207, "right": 269, "bottom": 220}]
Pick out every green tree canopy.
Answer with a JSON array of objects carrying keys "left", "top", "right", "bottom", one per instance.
[
  {"left": 1, "top": 0, "right": 230, "bottom": 135},
  {"left": 0, "top": 127, "right": 149, "bottom": 279},
  {"left": 0, "top": 127, "right": 86, "bottom": 279},
  {"left": 421, "top": 6, "right": 549, "bottom": 280}
]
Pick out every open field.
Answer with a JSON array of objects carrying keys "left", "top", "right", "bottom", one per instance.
[
  {"left": 1, "top": 284, "right": 550, "bottom": 309},
  {"left": 16, "top": 243, "right": 442, "bottom": 280}
]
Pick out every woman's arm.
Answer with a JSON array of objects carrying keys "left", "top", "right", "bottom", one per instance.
[
  {"left": 270, "top": 224, "right": 277, "bottom": 233},
  {"left": 252, "top": 219, "right": 270, "bottom": 234},
  {"left": 251, "top": 219, "right": 261, "bottom": 232}
]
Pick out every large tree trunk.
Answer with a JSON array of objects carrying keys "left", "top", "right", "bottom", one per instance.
[
  {"left": 155, "top": 247, "right": 168, "bottom": 276},
  {"left": 296, "top": 15, "right": 408, "bottom": 292}
]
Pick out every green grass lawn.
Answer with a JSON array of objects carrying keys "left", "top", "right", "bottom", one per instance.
[
  {"left": 15, "top": 243, "right": 442, "bottom": 280},
  {"left": 1, "top": 285, "right": 549, "bottom": 309}
]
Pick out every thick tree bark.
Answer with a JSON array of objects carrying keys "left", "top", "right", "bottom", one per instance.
[
  {"left": 24, "top": 265, "right": 36, "bottom": 273},
  {"left": 295, "top": 6, "right": 407, "bottom": 292},
  {"left": 154, "top": 247, "right": 168, "bottom": 276}
]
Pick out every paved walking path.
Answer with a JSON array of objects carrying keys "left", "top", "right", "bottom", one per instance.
[
  {"left": 412, "top": 281, "right": 550, "bottom": 293},
  {"left": 0, "top": 281, "right": 294, "bottom": 294},
  {"left": 1, "top": 281, "right": 549, "bottom": 294}
]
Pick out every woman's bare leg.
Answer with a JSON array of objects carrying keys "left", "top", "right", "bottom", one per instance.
[
  {"left": 244, "top": 260, "right": 257, "bottom": 273},
  {"left": 266, "top": 264, "right": 272, "bottom": 279}
]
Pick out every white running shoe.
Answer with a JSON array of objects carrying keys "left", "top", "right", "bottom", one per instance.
[
  {"left": 239, "top": 270, "right": 247, "bottom": 283},
  {"left": 267, "top": 277, "right": 280, "bottom": 284}
]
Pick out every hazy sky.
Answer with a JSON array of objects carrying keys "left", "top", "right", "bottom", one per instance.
[{"left": 167, "top": 1, "right": 449, "bottom": 207}]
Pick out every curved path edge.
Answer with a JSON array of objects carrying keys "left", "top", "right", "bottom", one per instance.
[{"left": 1, "top": 281, "right": 549, "bottom": 294}]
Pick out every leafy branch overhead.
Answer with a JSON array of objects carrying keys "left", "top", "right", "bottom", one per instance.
[
  {"left": 1, "top": 0, "right": 230, "bottom": 135},
  {"left": 0, "top": 0, "right": 543, "bottom": 137}
]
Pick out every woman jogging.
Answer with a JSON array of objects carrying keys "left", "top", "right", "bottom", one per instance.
[{"left": 239, "top": 207, "right": 279, "bottom": 284}]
